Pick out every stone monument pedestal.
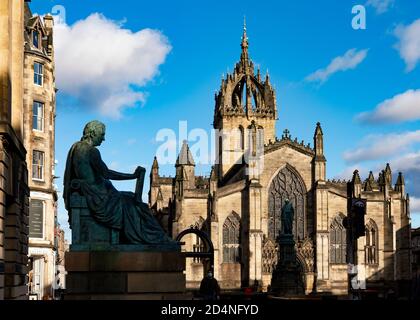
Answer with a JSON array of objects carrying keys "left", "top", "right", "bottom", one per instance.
[
  {"left": 65, "top": 249, "right": 188, "bottom": 300},
  {"left": 270, "top": 234, "right": 304, "bottom": 296}
]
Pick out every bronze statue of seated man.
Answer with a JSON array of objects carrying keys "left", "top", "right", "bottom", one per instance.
[{"left": 63, "top": 120, "right": 174, "bottom": 245}]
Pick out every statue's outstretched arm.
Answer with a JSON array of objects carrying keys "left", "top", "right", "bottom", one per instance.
[
  {"left": 91, "top": 147, "right": 140, "bottom": 180},
  {"left": 107, "top": 169, "right": 137, "bottom": 180}
]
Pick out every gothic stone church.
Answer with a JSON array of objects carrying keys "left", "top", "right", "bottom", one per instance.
[{"left": 148, "top": 26, "right": 411, "bottom": 296}]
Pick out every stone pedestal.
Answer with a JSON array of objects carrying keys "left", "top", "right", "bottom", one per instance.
[
  {"left": 270, "top": 234, "right": 304, "bottom": 296},
  {"left": 65, "top": 250, "right": 188, "bottom": 300}
]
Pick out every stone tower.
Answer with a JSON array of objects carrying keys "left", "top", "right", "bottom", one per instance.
[
  {"left": 213, "top": 21, "right": 277, "bottom": 179},
  {"left": 172, "top": 141, "right": 196, "bottom": 236}
]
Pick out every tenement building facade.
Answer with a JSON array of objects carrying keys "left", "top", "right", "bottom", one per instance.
[
  {"left": 149, "top": 26, "right": 412, "bottom": 296},
  {"left": 22, "top": 5, "right": 58, "bottom": 300}
]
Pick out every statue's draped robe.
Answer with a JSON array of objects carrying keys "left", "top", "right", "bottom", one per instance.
[
  {"left": 64, "top": 140, "right": 172, "bottom": 244},
  {"left": 281, "top": 203, "right": 294, "bottom": 235}
]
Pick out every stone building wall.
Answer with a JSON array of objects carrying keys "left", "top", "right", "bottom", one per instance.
[{"left": 0, "top": 0, "right": 30, "bottom": 300}]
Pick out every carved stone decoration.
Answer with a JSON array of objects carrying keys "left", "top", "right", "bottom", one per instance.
[
  {"left": 268, "top": 165, "right": 306, "bottom": 242},
  {"left": 262, "top": 236, "right": 278, "bottom": 274},
  {"left": 296, "top": 237, "right": 314, "bottom": 272}
]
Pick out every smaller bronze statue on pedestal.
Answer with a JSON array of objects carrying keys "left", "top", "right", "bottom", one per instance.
[
  {"left": 270, "top": 198, "right": 304, "bottom": 296},
  {"left": 281, "top": 198, "right": 294, "bottom": 235}
]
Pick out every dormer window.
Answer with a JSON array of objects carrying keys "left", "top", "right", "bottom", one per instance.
[{"left": 33, "top": 30, "right": 39, "bottom": 48}]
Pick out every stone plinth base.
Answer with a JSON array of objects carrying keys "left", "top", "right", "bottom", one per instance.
[
  {"left": 64, "top": 251, "right": 188, "bottom": 300},
  {"left": 270, "top": 234, "right": 304, "bottom": 296},
  {"left": 270, "top": 265, "right": 305, "bottom": 296}
]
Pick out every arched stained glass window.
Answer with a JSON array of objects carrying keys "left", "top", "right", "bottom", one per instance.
[{"left": 222, "top": 212, "right": 241, "bottom": 263}]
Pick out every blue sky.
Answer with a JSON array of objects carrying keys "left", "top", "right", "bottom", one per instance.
[{"left": 31, "top": 0, "right": 420, "bottom": 239}]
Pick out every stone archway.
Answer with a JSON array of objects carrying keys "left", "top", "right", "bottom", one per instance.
[{"left": 268, "top": 165, "right": 306, "bottom": 242}]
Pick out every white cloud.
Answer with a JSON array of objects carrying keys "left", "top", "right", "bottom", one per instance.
[
  {"left": 343, "top": 130, "right": 420, "bottom": 163},
  {"left": 366, "top": 0, "right": 394, "bottom": 14},
  {"left": 356, "top": 89, "right": 420, "bottom": 124},
  {"left": 339, "top": 137, "right": 420, "bottom": 224},
  {"left": 54, "top": 13, "right": 171, "bottom": 118},
  {"left": 390, "top": 151, "right": 420, "bottom": 172},
  {"left": 305, "top": 48, "right": 368, "bottom": 83},
  {"left": 334, "top": 164, "right": 369, "bottom": 181},
  {"left": 394, "top": 19, "right": 420, "bottom": 72},
  {"left": 127, "top": 138, "right": 137, "bottom": 145},
  {"left": 411, "top": 197, "right": 420, "bottom": 212}
]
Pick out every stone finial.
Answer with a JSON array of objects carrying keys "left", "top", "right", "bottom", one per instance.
[
  {"left": 383, "top": 163, "right": 393, "bottom": 188},
  {"left": 395, "top": 172, "right": 405, "bottom": 193},
  {"left": 396, "top": 172, "right": 405, "bottom": 186},
  {"left": 314, "top": 122, "right": 323, "bottom": 137},
  {"left": 152, "top": 156, "right": 159, "bottom": 169},
  {"left": 265, "top": 69, "right": 270, "bottom": 85},
  {"left": 352, "top": 170, "right": 362, "bottom": 185},
  {"left": 363, "top": 171, "right": 378, "bottom": 191}
]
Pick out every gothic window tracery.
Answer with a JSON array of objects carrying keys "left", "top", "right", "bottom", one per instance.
[
  {"left": 268, "top": 166, "right": 306, "bottom": 241},
  {"left": 330, "top": 214, "right": 347, "bottom": 264},
  {"left": 365, "top": 219, "right": 378, "bottom": 265},
  {"left": 223, "top": 212, "right": 241, "bottom": 263}
]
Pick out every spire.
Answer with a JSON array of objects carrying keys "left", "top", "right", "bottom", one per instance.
[
  {"left": 152, "top": 156, "right": 159, "bottom": 169},
  {"left": 396, "top": 172, "right": 405, "bottom": 186},
  {"left": 314, "top": 122, "right": 323, "bottom": 137},
  {"left": 364, "top": 171, "right": 378, "bottom": 191},
  {"left": 240, "top": 16, "right": 249, "bottom": 64},
  {"left": 395, "top": 172, "right": 405, "bottom": 193},
  {"left": 176, "top": 140, "right": 195, "bottom": 166},
  {"left": 210, "top": 166, "right": 217, "bottom": 181},
  {"left": 265, "top": 69, "right": 270, "bottom": 85},
  {"left": 314, "top": 122, "right": 325, "bottom": 162},
  {"left": 384, "top": 163, "right": 392, "bottom": 188},
  {"left": 352, "top": 170, "right": 362, "bottom": 197}
]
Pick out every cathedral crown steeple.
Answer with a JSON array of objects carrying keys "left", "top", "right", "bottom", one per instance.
[
  {"left": 213, "top": 21, "right": 277, "bottom": 123},
  {"left": 213, "top": 21, "right": 277, "bottom": 179},
  {"left": 240, "top": 16, "right": 249, "bottom": 65}
]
